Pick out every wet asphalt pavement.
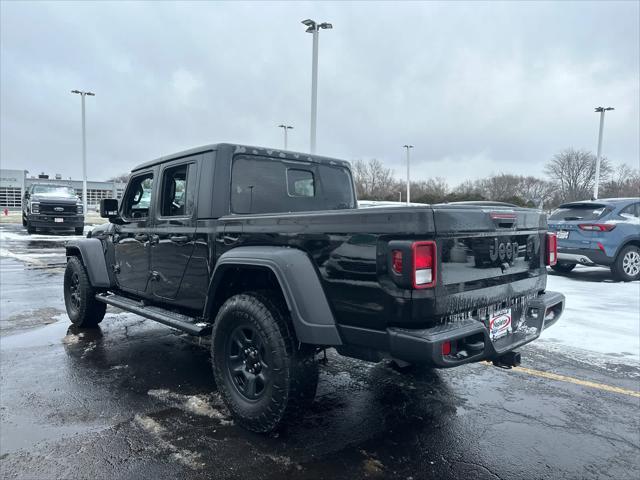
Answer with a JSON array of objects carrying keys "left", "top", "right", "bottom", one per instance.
[{"left": 1, "top": 223, "right": 639, "bottom": 479}]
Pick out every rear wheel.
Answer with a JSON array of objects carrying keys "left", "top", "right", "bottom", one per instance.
[
  {"left": 64, "top": 256, "right": 106, "bottom": 327},
  {"left": 551, "top": 262, "right": 576, "bottom": 274},
  {"left": 611, "top": 245, "right": 640, "bottom": 282},
  {"left": 211, "top": 291, "right": 318, "bottom": 432}
]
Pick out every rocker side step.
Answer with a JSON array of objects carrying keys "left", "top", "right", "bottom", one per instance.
[{"left": 95, "top": 293, "right": 211, "bottom": 336}]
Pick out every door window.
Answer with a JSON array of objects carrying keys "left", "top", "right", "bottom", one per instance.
[
  {"left": 620, "top": 202, "right": 640, "bottom": 219},
  {"left": 160, "top": 164, "right": 192, "bottom": 217},
  {"left": 122, "top": 173, "right": 154, "bottom": 219}
]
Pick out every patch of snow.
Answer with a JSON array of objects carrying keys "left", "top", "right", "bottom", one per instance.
[
  {"left": 134, "top": 414, "right": 204, "bottom": 469},
  {"left": 540, "top": 267, "right": 640, "bottom": 366},
  {"left": 147, "top": 389, "right": 233, "bottom": 425},
  {"left": 61, "top": 332, "right": 85, "bottom": 345},
  {"left": 134, "top": 414, "right": 166, "bottom": 435}
]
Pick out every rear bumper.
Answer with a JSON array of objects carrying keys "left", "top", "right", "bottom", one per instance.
[
  {"left": 27, "top": 214, "right": 84, "bottom": 229},
  {"left": 386, "top": 291, "right": 565, "bottom": 367},
  {"left": 557, "top": 247, "right": 613, "bottom": 266}
]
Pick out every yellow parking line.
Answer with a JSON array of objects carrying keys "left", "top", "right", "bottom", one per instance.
[{"left": 513, "top": 366, "right": 640, "bottom": 398}]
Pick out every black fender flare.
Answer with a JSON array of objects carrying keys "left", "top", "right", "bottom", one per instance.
[
  {"left": 207, "top": 246, "right": 342, "bottom": 346},
  {"left": 65, "top": 238, "right": 112, "bottom": 288}
]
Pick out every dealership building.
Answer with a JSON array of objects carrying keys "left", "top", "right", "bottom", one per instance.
[{"left": 0, "top": 169, "right": 126, "bottom": 210}]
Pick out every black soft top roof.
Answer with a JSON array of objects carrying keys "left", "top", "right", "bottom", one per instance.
[{"left": 131, "top": 143, "right": 352, "bottom": 172}]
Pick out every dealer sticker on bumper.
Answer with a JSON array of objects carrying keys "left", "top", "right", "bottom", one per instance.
[{"left": 489, "top": 308, "right": 512, "bottom": 341}]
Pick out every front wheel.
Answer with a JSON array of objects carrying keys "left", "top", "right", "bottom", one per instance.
[
  {"left": 26, "top": 221, "right": 35, "bottom": 234},
  {"left": 64, "top": 256, "right": 106, "bottom": 327},
  {"left": 75, "top": 226, "right": 84, "bottom": 235},
  {"left": 211, "top": 291, "right": 318, "bottom": 433},
  {"left": 551, "top": 262, "right": 576, "bottom": 274},
  {"left": 611, "top": 245, "right": 640, "bottom": 282}
]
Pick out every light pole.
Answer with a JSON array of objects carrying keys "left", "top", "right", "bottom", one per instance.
[
  {"left": 71, "top": 89, "right": 95, "bottom": 214},
  {"left": 278, "top": 124, "right": 293, "bottom": 150},
  {"left": 593, "top": 106, "right": 614, "bottom": 199},
  {"left": 403, "top": 145, "right": 414, "bottom": 205},
  {"left": 302, "top": 19, "right": 332, "bottom": 154}
]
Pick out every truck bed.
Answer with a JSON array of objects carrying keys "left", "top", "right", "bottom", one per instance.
[{"left": 213, "top": 203, "right": 549, "bottom": 332}]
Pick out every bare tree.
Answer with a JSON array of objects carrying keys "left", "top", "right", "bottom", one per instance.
[
  {"left": 600, "top": 164, "right": 640, "bottom": 198},
  {"left": 411, "top": 178, "right": 449, "bottom": 203},
  {"left": 544, "top": 148, "right": 612, "bottom": 202},
  {"left": 107, "top": 173, "right": 130, "bottom": 183},
  {"left": 518, "top": 176, "right": 555, "bottom": 208},
  {"left": 352, "top": 159, "right": 396, "bottom": 200}
]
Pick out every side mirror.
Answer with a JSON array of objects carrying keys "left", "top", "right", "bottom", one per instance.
[
  {"left": 24, "top": 192, "right": 30, "bottom": 199},
  {"left": 100, "top": 198, "right": 119, "bottom": 219}
]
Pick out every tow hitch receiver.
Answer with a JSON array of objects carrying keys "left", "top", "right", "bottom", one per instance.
[{"left": 493, "top": 351, "right": 521, "bottom": 369}]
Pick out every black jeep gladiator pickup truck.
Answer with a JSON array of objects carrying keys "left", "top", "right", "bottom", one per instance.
[
  {"left": 23, "top": 183, "right": 85, "bottom": 234},
  {"left": 64, "top": 143, "right": 565, "bottom": 432}
]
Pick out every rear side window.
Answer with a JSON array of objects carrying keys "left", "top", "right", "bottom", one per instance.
[
  {"left": 231, "top": 155, "right": 355, "bottom": 214},
  {"left": 549, "top": 205, "right": 610, "bottom": 221},
  {"left": 620, "top": 202, "right": 640, "bottom": 219},
  {"left": 160, "top": 163, "right": 193, "bottom": 217}
]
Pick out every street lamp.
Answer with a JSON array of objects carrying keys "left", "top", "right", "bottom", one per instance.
[
  {"left": 593, "top": 106, "right": 614, "bottom": 200},
  {"left": 403, "top": 145, "right": 414, "bottom": 205},
  {"left": 71, "top": 89, "right": 95, "bottom": 214},
  {"left": 302, "top": 19, "right": 332, "bottom": 154},
  {"left": 278, "top": 124, "right": 293, "bottom": 150}
]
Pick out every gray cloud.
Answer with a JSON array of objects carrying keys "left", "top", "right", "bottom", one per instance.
[{"left": 1, "top": 1, "right": 638, "bottom": 185}]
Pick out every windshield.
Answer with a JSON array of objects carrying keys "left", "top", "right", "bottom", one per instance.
[
  {"left": 549, "top": 204, "right": 609, "bottom": 221},
  {"left": 32, "top": 185, "right": 77, "bottom": 198}
]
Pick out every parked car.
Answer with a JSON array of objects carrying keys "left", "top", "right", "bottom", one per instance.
[
  {"left": 22, "top": 183, "right": 84, "bottom": 234},
  {"left": 63, "top": 143, "right": 565, "bottom": 432},
  {"left": 547, "top": 198, "right": 640, "bottom": 281}
]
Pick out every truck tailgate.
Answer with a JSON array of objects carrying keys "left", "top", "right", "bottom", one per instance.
[{"left": 430, "top": 205, "right": 548, "bottom": 319}]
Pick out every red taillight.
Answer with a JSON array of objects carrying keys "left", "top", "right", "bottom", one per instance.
[
  {"left": 391, "top": 250, "right": 403, "bottom": 274},
  {"left": 578, "top": 223, "right": 616, "bottom": 232},
  {"left": 441, "top": 340, "right": 451, "bottom": 356},
  {"left": 412, "top": 241, "right": 436, "bottom": 288},
  {"left": 546, "top": 232, "right": 557, "bottom": 266}
]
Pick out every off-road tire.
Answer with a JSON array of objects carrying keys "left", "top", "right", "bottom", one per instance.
[
  {"left": 551, "top": 262, "right": 576, "bottom": 274},
  {"left": 64, "top": 256, "right": 106, "bottom": 327},
  {"left": 611, "top": 245, "right": 640, "bottom": 282},
  {"left": 26, "top": 221, "right": 35, "bottom": 234},
  {"left": 211, "top": 291, "right": 319, "bottom": 433},
  {"left": 75, "top": 226, "right": 84, "bottom": 235}
]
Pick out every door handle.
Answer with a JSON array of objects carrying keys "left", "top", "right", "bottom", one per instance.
[
  {"left": 170, "top": 235, "right": 189, "bottom": 244},
  {"left": 134, "top": 233, "right": 148, "bottom": 242}
]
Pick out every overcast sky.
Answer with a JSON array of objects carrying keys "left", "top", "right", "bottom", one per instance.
[{"left": 1, "top": 1, "right": 638, "bottom": 185}]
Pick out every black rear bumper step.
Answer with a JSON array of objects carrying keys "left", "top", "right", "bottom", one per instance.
[{"left": 95, "top": 293, "right": 211, "bottom": 336}]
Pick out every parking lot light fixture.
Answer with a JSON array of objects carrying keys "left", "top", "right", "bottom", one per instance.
[
  {"left": 278, "top": 124, "right": 293, "bottom": 150},
  {"left": 593, "top": 106, "right": 614, "bottom": 200},
  {"left": 302, "top": 19, "right": 333, "bottom": 154},
  {"left": 403, "top": 145, "right": 414, "bottom": 205},
  {"left": 71, "top": 89, "right": 96, "bottom": 213}
]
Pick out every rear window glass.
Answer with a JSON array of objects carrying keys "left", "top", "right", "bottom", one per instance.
[
  {"left": 231, "top": 155, "right": 355, "bottom": 214},
  {"left": 287, "top": 169, "right": 315, "bottom": 197},
  {"left": 549, "top": 205, "right": 609, "bottom": 221}
]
